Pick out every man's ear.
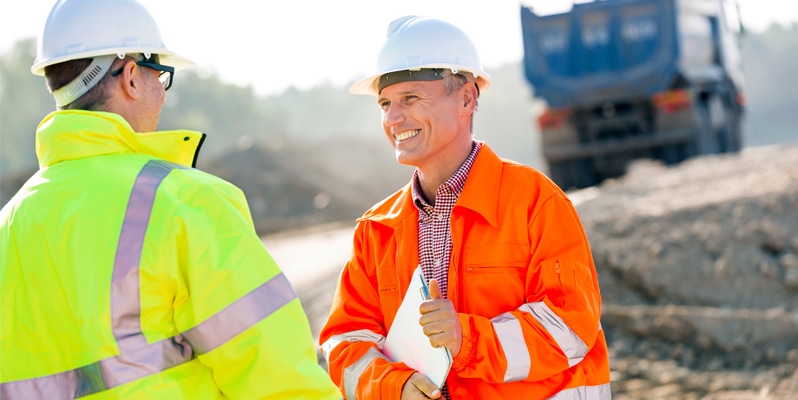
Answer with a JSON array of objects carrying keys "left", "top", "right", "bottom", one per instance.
[
  {"left": 115, "top": 61, "right": 143, "bottom": 100},
  {"left": 462, "top": 81, "right": 478, "bottom": 111}
]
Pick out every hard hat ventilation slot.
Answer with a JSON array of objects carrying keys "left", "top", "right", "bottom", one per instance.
[{"left": 81, "top": 64, "right": 103, "bottom": 86}]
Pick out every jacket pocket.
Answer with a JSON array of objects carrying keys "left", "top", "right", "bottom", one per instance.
[
  {"left": 461, "top": 243, "right": 529, "bottom": 316},
  {"left": 376, "top": 265, "right": 402, "bottom": 329}
]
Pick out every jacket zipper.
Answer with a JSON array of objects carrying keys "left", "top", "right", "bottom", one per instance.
[
  {"left": 555, "top": 260, "right": 563, "bottom": 289},
  {"left": 450, "top": 232, "right": 459, "bottom": 309}
]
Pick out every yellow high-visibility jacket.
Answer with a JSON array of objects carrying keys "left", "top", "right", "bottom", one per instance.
[{"left": 0, "top": 110, "right": 340, "bottom": 399}]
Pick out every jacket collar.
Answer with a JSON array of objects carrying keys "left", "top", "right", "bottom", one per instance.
[
  {"left": 35, "top": 110, "right": 205, "bottom": 168},
  {"left": 455, "top": 142, "right": 501, "bottom": 228},
  {"left": 359, "top": 141, "right": 501, "bottom": 229}
]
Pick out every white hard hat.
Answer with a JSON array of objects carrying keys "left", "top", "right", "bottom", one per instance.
[
  {"left": 350, "top": 15, "right": 491, "bottom": 96},
  {"left": 31, "top": 0, "right": 194, "bottom": 76}
]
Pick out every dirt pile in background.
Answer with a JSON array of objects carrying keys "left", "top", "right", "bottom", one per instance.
[
  {"left": 573, "top": 145, "right": 798, "bottom": 398},
  {"left": 202, "top": 137, "right": 411, "bottom": 235}
]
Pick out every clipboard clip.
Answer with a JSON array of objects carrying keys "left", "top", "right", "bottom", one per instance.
[
  {"left": 420, "top": 286, "right": 430, "bottom": 300},
  {"left": 418, "top": 270, "right": 431, "bottom": 300}
]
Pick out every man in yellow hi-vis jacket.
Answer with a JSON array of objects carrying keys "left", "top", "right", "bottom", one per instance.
[{"left": 0, "top": 0, "right": 340, "bottom": 399}]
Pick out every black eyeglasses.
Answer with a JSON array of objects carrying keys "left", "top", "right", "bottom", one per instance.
[{"left": 110, "top": 56, "right": 175, "bottom": 91}]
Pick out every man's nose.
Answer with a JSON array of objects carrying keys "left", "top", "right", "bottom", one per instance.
[{"left": 383, "top": 103, "right": 406, "bottom": 127}]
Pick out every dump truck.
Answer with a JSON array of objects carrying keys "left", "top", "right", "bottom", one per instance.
[{"left": 520, "top": 0, "right": 746, "bottom": 190}]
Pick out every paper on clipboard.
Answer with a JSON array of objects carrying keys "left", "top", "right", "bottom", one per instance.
[{"left": 383, "top": 266, "right": 453, "bottom": 388}]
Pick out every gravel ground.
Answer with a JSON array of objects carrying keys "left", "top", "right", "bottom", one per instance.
[
  {"left": 576, "top": 145, "right": 798, "bottom": 399},
  {"left": 271, "top": 144, "right": 798, "bottom": 399}
]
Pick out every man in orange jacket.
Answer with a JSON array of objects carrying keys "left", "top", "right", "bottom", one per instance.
[{"left": 320, "top": 15, "right": 611, "bottom": 399}]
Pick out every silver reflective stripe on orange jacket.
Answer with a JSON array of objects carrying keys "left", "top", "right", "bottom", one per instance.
[
  {"left": 320, "top": 329, "right": 388, "bottom": 399},
  {"left": 344, "top": 348, "right": 388, "bottom": 399},
  {"left": 548, "top": 383, "right": 612, "bottom": 399},
  {"left": 0, "top": 160, "right": 297, "bottom": 399},
  {"left": 492, "top": 301, "right": 589, "bottom": 383}
]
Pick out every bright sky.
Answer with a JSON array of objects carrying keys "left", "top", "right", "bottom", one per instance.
[{"left": 2, "top": 0, "right": 796, "bottom": 97}]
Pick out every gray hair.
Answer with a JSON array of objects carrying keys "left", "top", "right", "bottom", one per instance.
[{"left": 442, "top": 72, "right": 479, "bottom": 134}]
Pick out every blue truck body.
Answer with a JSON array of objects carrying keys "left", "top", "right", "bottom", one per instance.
[{"left": 520, "top": 0, "right": 746, "bottom": 190}]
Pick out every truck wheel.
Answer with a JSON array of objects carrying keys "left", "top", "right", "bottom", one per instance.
[
  {"left": 690, "top": 101, "right": 719, "bottom": 157},
  {"left": 660, "top": 145, "right": 683, "bottom": 165},
  {"left": 719, "top": 101, "right": 743, "bottom": 153},
  {"left": 710, "top": 96, "right": 741, "bottom": 154},
  {"left": 549, "top": 159, "right": 598, "bottom": 191},
  {"left": 548, "top": 162, "right": 572, "bottom": 191}
]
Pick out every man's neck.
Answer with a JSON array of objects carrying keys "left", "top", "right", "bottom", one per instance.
[{"left": 415, "top": 140, "right": 474, "bottom": 206}]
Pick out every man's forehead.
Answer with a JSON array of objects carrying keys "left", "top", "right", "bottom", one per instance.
[{"left": 378, "top": 79, "right": 442, "bottom": 99}]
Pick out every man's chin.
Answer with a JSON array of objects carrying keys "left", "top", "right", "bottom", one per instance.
[{"left": 395, "top": 153, "right": 416, "bottom": 167}]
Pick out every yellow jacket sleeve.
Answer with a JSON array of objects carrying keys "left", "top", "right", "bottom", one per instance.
[{"left": 148, "top": 174, "right": 341, "bottom": 399}]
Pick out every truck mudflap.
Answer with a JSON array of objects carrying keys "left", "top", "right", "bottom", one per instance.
[{"left": 543, "top": 128, "right": 694, "bottom": 162}]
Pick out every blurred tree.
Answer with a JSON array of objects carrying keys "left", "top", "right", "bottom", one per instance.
[
  {"left": 740, "top": 23, "right": 798, "bottom": 146},
  {"left": 0, "top": 38, "right": 54, "bottom": 178},
  {"left": 261, "top": 83, "right": 379, "bottom": 141},
  {"left": 159, "top": 70, "right": 285, "bottom": 161}
]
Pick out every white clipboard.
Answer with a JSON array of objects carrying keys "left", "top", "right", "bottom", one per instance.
[{"left": 383, "top": 266, "right": 453, "bottom": 388}]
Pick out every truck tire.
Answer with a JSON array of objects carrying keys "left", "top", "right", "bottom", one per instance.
[
  {"left": 659, "top": 144, "right": 685, "bottom": 166},
  {"left": 548, "top": 159, "right": 598, "bottom": 191},
  {"left": 690, "top": 101, "right": 719, "bottom": 157},
  {"left": 719, "top": 100, "right": 743, "bottom": 153},
  {"left": 707, "top": 95, "right": 741, "bottom": 154}
]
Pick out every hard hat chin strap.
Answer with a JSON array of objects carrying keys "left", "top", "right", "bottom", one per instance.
[{"left": 52, "top": 55, "right": 117, "bottom": 107}]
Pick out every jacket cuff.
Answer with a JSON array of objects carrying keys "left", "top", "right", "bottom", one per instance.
[
  {"left": 381, "top": 368, "right": 416, "bottom": 400},
  {"left": 452, "top": 313, "right": 475, "bottom": 372}
]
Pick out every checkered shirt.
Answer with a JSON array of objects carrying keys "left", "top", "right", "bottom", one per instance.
[{"left": 411, "top": 140, "right": 481, "bottom": 399}]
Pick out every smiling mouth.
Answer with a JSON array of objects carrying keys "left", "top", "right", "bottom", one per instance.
[{"left": 394, "top": 129, "right": 420, "bottom": 142}]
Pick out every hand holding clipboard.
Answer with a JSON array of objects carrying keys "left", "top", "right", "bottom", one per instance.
[{"left": 383, "top": 267, "right": 453, "bottom": 388}]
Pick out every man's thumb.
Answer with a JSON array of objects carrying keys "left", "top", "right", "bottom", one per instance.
[{"left": 428, "top": 279, "right": 443, "bottom": 300}]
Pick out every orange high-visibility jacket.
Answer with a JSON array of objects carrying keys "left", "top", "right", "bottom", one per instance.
[{"left": 320, "top": 143, "right": 611, "bottom": 399}]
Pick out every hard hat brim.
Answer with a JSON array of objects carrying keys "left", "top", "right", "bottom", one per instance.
[{"left": 31, "top": 47, "right": 195, "bottom": 76}]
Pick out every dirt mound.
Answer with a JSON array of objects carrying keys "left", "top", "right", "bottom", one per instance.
[
  {"left": 572, "top": 145, "right": 798, "bottom": 398},
  {"left": 202, "top": 137, "right": 411, "bottom": 235}
]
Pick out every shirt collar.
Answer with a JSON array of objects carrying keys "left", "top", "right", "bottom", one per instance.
[{"left": 411, "top": 140, "right": 482, "bottom": 211}]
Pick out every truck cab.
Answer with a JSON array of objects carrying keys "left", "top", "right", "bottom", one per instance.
[{"left": 521, "top": 0, "right": 746, "bottom": 190}]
